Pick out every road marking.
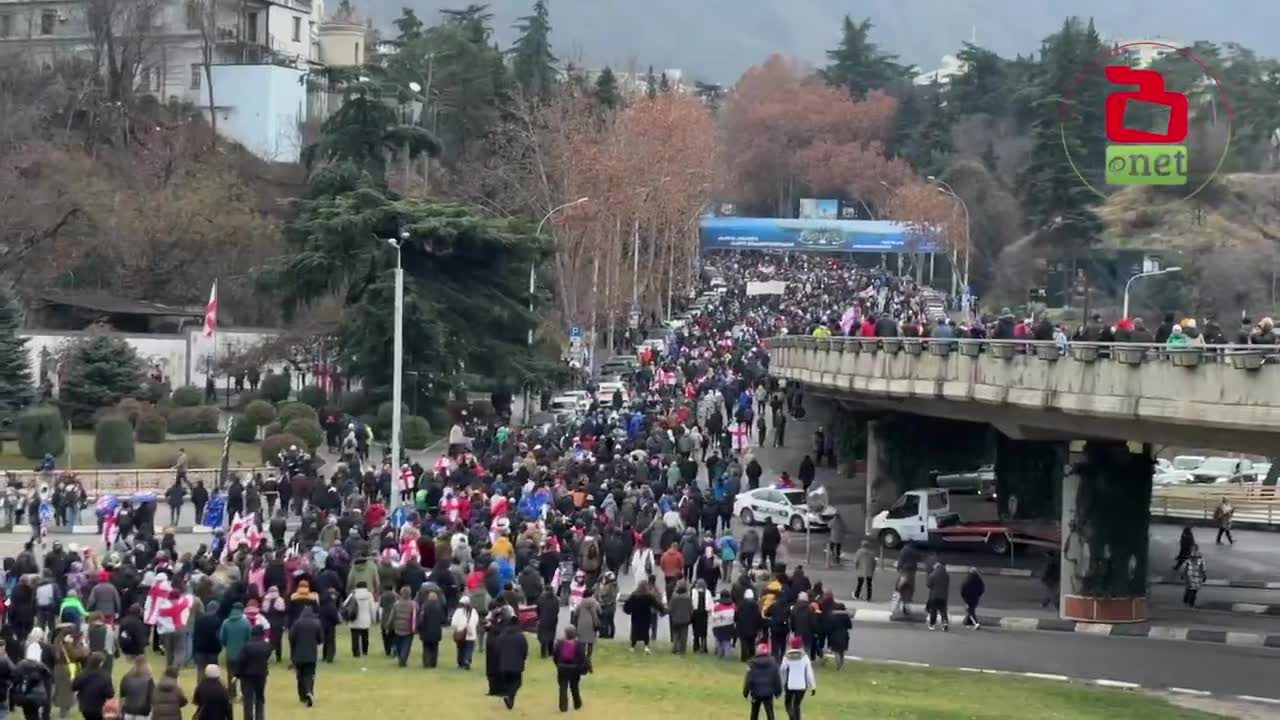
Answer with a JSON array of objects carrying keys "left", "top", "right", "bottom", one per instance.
[
  {"left": 1204, "top": 579, "right": 1230, "bottom": 587},
  {"left": 1265, "top": 583, "right": 1280, "bottom": 590},
  {"left": 1093, "top": 679, "right": 1140, "bottom": 689},
  {"left": 1236, "top": 695, "right": 1280, "bottom": 705},
  {"left": 1168, "top": 688, "right": 1212, "bottom": 697},
  {"left": 1147, "top": 626, "right": 1189, "bottom": 641},
  {"left": 842, "top": 655, "right": 863, "bottom": 662},
  {"left": 1022, "top": 672, "right": 1070, "bottom": 681},
  {"left": 853, "top": 609, "right": 894, "bottom": 623},
  {"left": 957, "top": 667, "right": 984, "bottom": 672},
  {"left": 1226, "top": 632, "right": 1266, "bottom": 647},
  {"left": 1074, "top": 623, "right": 1113, "bottom": 635},
  {"left": 1232, "top": 603, "right": 1270, "bottom": 614},
  {"left": 998, "top": 617, "right": 1039, "bottom": 632},
  {"left": 884, "top": 660, "right": 931, "bottom": 668}
]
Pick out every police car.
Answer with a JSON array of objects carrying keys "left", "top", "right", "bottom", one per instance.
[{"left": 733, "top": 486, "right": 831, "bottom": 532}]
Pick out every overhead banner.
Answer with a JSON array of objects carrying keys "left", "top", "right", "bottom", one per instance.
[
  {"left": 746, "top": 280, "right": 788, "bottom": 296},
  {"left": 700, "top": 216, "right": 941, "bottom": 254}
]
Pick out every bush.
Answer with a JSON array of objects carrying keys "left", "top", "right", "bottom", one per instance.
[
  {"left": 16, "top": 404, "right": 65, "bottom": 460},
  {"left": 376, "top": 400, "right": 409, "bottom": 429},
  {"left": 114, "top": 398, "right": 146, "bottom": 427},
  {"left": 244, "top": 399, "right": 277, "bottom": 428},
  {"left": 233, "top": 391, "right": 258, "bottom": 409},
  {"left": 135, "top": 411, "right": 168, "bottom": 443},
  {"left": 402, "top": 415, "right": 432, "bottom": 450},
  {"left": 259, "top": 373, "right": 291, "bottom": 403},
  {"left": 171, "top": 385, "right": 204, "bottom": 407},
  {"left": 425, "top": 406, "right": 450, "bottom": 435},
  {"left": 94, "top": 414, "right": 135, "bottom": 465},
  {"left": 283, "top": 418, "right": 323, "bottom": 450},
  {"left": 229, "top": 414, "right": 258, "bottom": 443},
  {"left": 156, "top": 398, "right": 177, "bottom": 418},
  {"left": 261, "top": 433, "right": 304, "bottom": 464},
  {"left": 262, "top": 421, "right": 284, "bottom": 439},
  {"left": 168, "top": 406, "right": 219, "bottom": 434},
  {"left": 340, "top": 389, "right": 372, "bottom": 416},
  {"left": 139, "top": 381, "right": 170, "bottom": 403},
  {"left": 277, "top": 401, "right": 317, "bottom": 426},
  {"left": 297, "top": 385, "right": 327, "bottom": 409}
]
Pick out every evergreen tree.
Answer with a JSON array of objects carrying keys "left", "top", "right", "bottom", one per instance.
[
  {"left": 563, "top": 62, "right": 589, "bottom": 96},
  {"left": 645, "top": 65, "right": 657, "bottom": 99},
  {"left": 910, "top": 79, "right": 954, "bottom": 177},
  {"left": 658, "top": 72, "right": 671, "bottom": 93},
  {"left": 593, "top": 66, "right": 621, "bottom": 110},
  {"left": 0, "top": 283, "right": 33, "bottom": 430},
  {"left": 947, "top": 43, "right": 1009, "bottom": 118},
  {"left": 821, "top": 16, "right": 913, "bottom": 98},
  {"left": 509, "top": 0, "right": 557, "bottom": 101},
  {"left": 60, "top": 335, "right": 145, "bottom": 427},
  {"left": 393, "top": 8, "right": 424, "bottom": 42}
]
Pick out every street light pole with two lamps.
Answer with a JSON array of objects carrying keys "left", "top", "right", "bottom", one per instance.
[
  {"left": 927, "top": 176, "right": 972, "bottom": 314},
  {"left": 383, "top": 228, "right": 409, "bottom": 515}
]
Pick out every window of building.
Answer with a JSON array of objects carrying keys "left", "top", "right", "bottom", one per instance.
[
  {"left": 0, "top": 14, "right": 12, "bottom": 37},
  {"left": 185, "top": 1, "right": 200, "bottom": 30},
  {"left": 190, "top": 64, "right": 202, "bottom": 90},
  {"left": 246, "top": 11, "right": 258, "bottom": 42},
  {"left": 40, "top": 9, "right": 56, "bottom": 35},
  {"left": 291, "top": 16, "right": 300, "bottom": 42}
]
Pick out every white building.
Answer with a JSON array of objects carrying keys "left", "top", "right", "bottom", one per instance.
[
  {"left": 1111, "top": 37, "right": 1184, "bottom": 67},
  {"left": 0, "top": 0, "right": 334, "bottom": 161},
  {"left": 914, "top": 54, "right": 965, "bottom": 86}
]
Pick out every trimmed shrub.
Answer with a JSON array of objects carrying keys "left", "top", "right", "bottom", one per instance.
[
  {"left": 259, "top": 373, "right": 291, "bottom": 403},
  {"left": 402, "top": 415, "right": 432, "bottom": 450},
  {"left": 17, "top": 404, "right": 65, "bottom": 460},
  {"left": 340, "top": 389, "right": 372, "bottom": 416},
  {"left": 229, "top": 414, "right": 258, "bottom": 443},
  {"left": 297, "top": 385, "right": 327, "bottom": 409},
  {"left": 114, "top": 398, "right": 146, "bottom": 427},
  {"left": 168, "top": 406, "right": 219, "bottom": 434},
  {"left": 261, "top": 433, "right": 304, "bottom": 464},
  {"left": 376, "top": 400, "right": 409, "bottom": 429},
  {"left": 139, "top": 381, "right": 170, "bottom": 403},
  {"left": 135, "top": 411, "right": 168, "bottom": 443},
  {"left": 262, "top": 421, "right": 283, "bottom": 439},
  {"left": 283, "top": 418, "right": 323, "bottom": 450},
  {"left": 171, "top": 385, "right": 204, "bottom": 407},
  {"left": 277, "top": 401, "right": 317, "bottom": 426},
  {"left": 94, "top": 414, "right": 135, "bottom": 465},
  {"left": 244, "top": 399, "right": 277, "bottom": 428},
  {"left": 425, "top": 406, "right": 450, "bottom": 435},
  {"left": 156, "top": 398, "right": 177, "bottom": 418},
  {"left": 233, "top": 391, "right": 259, "bottom": 409}
]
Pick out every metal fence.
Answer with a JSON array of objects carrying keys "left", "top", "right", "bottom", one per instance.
[
  {"left": 1151, "top": 485, "right": 1280, "bottom": 526},
  {"left": 7, "top": 467, "right": 268, "bottom": 496}
]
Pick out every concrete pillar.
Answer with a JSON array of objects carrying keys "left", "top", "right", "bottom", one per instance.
[
  {"left": 864, "top": 418, "right": 896, "bottom": 536},
  {"left": 1060, "top": 440, "right": 1154, "bottom": 623},
  {"left": 993, "top": 435, "right": 1066, "bottom": 521}
]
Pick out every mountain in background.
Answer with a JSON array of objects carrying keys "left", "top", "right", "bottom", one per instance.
[{"left": 353, "top": 0, "right": 1279, "bottom": 82}]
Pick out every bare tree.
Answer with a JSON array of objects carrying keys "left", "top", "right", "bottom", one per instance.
[
  {"left": 191, "top": 0, "right": 219, "bottom": 146},
  {"left": 85, "top": 0, "right": 161, "bottom": 104}
]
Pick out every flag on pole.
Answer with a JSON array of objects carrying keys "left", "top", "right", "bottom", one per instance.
[
  {"left": 222, "top": 513, "right": 262, "bottom": 559},
  {"left": 203, "top": 281, "right": 218, "bottom": 337}
]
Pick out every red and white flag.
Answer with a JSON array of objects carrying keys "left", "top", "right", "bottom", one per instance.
[
  {"left": 101, "top": 508, "right": 118, "bottom": 547},
  {"left": 203, "top": 281, "right": 218, "bottom": 337},
  {"left": 223, "top": 513, "right": 262, "bottom": 559}
]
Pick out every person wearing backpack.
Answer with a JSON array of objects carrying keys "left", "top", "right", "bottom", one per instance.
[
  {"left": 551, "top": 626, "right": 588, "bottom": 712},
  {"left": 343, "top": 581, "right": 377, "bottom": 659},
  {"left": 717, "top": 529, "right": 739, "bottom": 584}
]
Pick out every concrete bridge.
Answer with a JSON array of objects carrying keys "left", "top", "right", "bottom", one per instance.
[{"left": 767, "top": 335, "right": 1280, "bottom": 623}]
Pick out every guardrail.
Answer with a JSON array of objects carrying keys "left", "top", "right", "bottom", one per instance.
[
  {"left": 768, "top": 336, "right": 1279, "bottom": 370},
  {"left": 7, "top": 467, "right": 268, "bottom": 496},
  {"left": 1151, "top": 485, "right": 1280, "bottom": 526}
]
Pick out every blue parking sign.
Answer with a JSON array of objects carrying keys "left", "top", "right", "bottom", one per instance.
[{"left": 569, "top": 324, "right": 582, "bottom": 338}]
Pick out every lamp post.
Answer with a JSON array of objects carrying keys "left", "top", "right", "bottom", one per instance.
[
  {"left": 1123, "top": 267, "right": 1182, "bottom": 319},
  {"left": 384, "top": 228, "right": 409, "bottom": 514},
  {"left": 928, "top": 177, "right": 971, "bottom": 314},
  {"left": 525, "top": 197, "right": 589, "bottom": 422}
]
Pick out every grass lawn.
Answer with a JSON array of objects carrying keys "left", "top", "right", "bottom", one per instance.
[
  {"left": 0, "top": 434, "right": 262, "bottom": 471},
  {"left": 114, "top": 637, "right": 1212, "bottom": 720}
]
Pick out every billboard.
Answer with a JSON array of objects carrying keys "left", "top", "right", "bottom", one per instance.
[
  {"left": 700, "top": 216, "right": 940, "bottom": 254},
  {"left": 798, "top": 198, "right": 839, "bottom": 220}
]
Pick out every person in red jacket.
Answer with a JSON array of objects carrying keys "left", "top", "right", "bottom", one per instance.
[{"left": 364, "top": 501, "right": 387, "bottom": 530}]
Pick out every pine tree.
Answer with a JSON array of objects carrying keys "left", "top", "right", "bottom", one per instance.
[
  {"left": 509, "top": 0, "right": 557, "bottom": 101},
  {"left": 0, "top": 283, "right": 33, "bottom": 430},
  {"left": 593, "top": 66, "right": 621, "bottom": 110},
  {"left": 821, "top": 16, "right": 913, "bottom": 98},
  {"left": 645, "top": 65, "right": 657, "bottom": 99},
  {"left": 392, "top": 8, "right": 424, "bottom": 42}
]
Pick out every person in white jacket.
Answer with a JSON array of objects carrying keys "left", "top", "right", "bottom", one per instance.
[
  {"left": 779, "top": 636, "right": 816, "bottom": 720},
  {"left": 450, "top": 596, "right": 480, "bottom": 670}
]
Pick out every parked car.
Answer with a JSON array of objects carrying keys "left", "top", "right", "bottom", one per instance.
[
  {"left": 1153, "top": 469, "right": 1194, "bottom": 485},
  {"left": 1190, "top": 457, "right": 1255, "bottom": 484},
  {"left": 549, "top": 396, "right": 582, "bottom": 416},
  {"left": 931, "top": 464, "right": 995, "bottom": 498},
  {"left": 1171, "top": 455, "right": 1206, "bottom": 471},
  {"left": 733, "top": 487, "right": 830, "bottom": 532},
  {"left": 595, "top": 381, "right": 629, "bottom": 405}
]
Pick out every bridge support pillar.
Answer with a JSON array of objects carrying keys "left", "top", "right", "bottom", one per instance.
[
  {"left": 994, "top": 435, "right": 1066, "bottom": 521},
  {"left": 1060, "top": 440, "right": 1155, "bottom": 623}
]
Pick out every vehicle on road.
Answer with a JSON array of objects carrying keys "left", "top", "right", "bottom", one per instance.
[
  {"left": 595, "top": 381, "right": 629, "bottom": 405},
  {"left": 599, "top": 355, "right": 637, "bottom": 377},
  {"left": 872, "top": 489, "right": 1057, "bottom": 555},
  {"left": 1153, "top": 469, "right": 1194, "bottom": 485},
  {"left": 733, "top": 486, "right": 832, "bottom": 532},
  {"left": 1190, "top": 457, "right": 1256, "bottom": 484},
  {"left": 931, "top": 464, "right": 995, "bottom": 498},
  {"left": 549, "top": 395, "right": 584, "bottom": 416},
  {"left": 1171, "top": 455, "right": 1206, "bottom": 471}
]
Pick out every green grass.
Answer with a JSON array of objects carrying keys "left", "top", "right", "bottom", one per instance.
[
  {"left": 111, "top": 636, "right": 1213, "bottom": 720},
  {"left": 0, "top": 434, "right": 261, "bottom": 471}
]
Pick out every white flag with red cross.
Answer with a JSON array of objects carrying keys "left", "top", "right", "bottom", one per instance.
[{"left": 203, "top": 281, "right": 218, "bottom": 337}]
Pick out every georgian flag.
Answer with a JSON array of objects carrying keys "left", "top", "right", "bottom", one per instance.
[
  {"left": 203, "top": 281, "right": 218, "bottom": 337},
  {"left": 223, "top": 513, "right": 261, "bottom": 559},
  {"left": 143, "top": 573, "right": 172, "bottom": 625},
  {"left": 101, "top": 508, "right": 118, "bottom": 547}
]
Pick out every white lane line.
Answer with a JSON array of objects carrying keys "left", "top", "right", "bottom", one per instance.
[
  {"left": 1168, "top": 688, "right": 1212, "bottom": 697},
  {"left": 1074, "top": 623, "right": 1113, "bottom": 635},
  {"left": 1231, "top": 603, "right": 1269, "bottom": 614},
  {"left": 1023, "top": 672, "right": 1070, "bottom": 681},
  {"left": 1226, "top": 632, "right": 1266, "bottom": 647},
  {"left": 1237, "top": 695, "right": 1280, "bottom": 705},
  {"left": 884, "top": 659, "right": 931, "bottom": 668},
  {"left": 842, "top": 655, "right": 864, "bottom": 662},
  {"left": 1093, "top": 679, "right": 1140, "bottom": 689}
]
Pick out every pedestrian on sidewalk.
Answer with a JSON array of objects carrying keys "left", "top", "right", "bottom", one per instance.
[
  {"left": 826, "top": 511, "right": 846, "bottom": 567},
  {"left": 960, "top": 568, "right": 984, "bottom": 629},
  {"left": 798, "top": 456, "right": 815, "bottom": 492},
  {"left": 812, "top": 428, "right": 826, "bottom": 467},
  {"left": 925, "top": 558, "right": 950, "bottom": 631},
  {"left": 1181, "top": 545, "right": 1207, "bottom": 607},
  {"left": 1172, "top": 525, "right": 1195, "bottom": 571},
  {"left": 894, "top": 544, "right": 921, "bottom": 618},
  {"left": 773, "top": 413, "right": 787, "bottom": 448},
  {"left": 851, "top": 540, "right": 875, "bottom": 600},
  {"left": 1214, "top": 498, "right": 1235, "bottom": 545}
]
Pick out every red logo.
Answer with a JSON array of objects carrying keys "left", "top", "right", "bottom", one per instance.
[{"left": 1104, "top": 66, "right": 1188, "bottom": 143}]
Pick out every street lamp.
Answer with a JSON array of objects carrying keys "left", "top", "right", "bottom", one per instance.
[
  {"left": 928, "top": 177, "right": 972, "bottom": 313},
  {"left": 384, "top": 228, "right": 409, "bottom": 515},
  {"left": 524, "top": 197, "right": 589, "bottom": 422},
  {"left": 1123, "top": 267, "right": 1182, "bottom": 319}
]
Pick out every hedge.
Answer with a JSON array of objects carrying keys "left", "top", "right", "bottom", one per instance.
[
  {"left": 262, "top": 421, "right": 283, "bottom": 439},
  {"left": 168, "top": 406, "right": 219, "bottom": 434},
  {"left": 17, "top": 405, "right": 65, "bottom": 460},
  {"left": 402, "top": 415, "right": 432, "bottom": 450},
  {"left": 277, "top": 401, "right": 318, "bottom": 426},
  {"left": 139, "top": 381, "right": 170, "bottom": 403},
  {"left": 297, "top": 385, "right": 327, "bottom": 409},
  {"left": 283, "top": 418, "right": 323, "bottom": 450},
  {"left": 229, "top": 414, "right": 258, "bottom": 443},
  {"left": 340, "top": 389, "right": 372, "bottom": 417},
  {"left": 94, "top": 414, "right": 135, "bottom": 464},
  {"left": 114, "top": 398, "right": 146, "bottom": 427},
  {"left": 244, "top": 399, "right": 277, "bottom": 428},
  {"left": 171, "top": 385, "right": 204, "bottom": 407},
  {"left": 261, "top": 433, "right": 304, "bottom": 464},
  {"left": 136, "top": 411, "right": 168, "bottom": 443},
  {"left": 376, "top": 400, "right": 409, "bottom": 431},
  {"left": 259, "top": 373, "right": 291, "bottom": 403}
]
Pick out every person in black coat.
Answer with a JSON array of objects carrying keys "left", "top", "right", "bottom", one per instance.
[
  {"left": 734, "top": 590, "right": 762, "bottom": 662},
  {"left": 551, "top": 626, "right": 589, "bottom": 712},
  {"left": 317, "top": 590, "right": 341, "bottom": 663},
  {"left": 191, "top": 602, "right": 224, "bottom": 678},
  {"left": 797, "top": 456, "right": 816, "bottom": 491},
  {"left": 190, "top": 482, "right": 210, "bottom": 527},
  {"left": 745, "top": 458, "right": 763, "bottom": 490},
  {"left": 535, "top": 588, "right": 560, "bottom": 658},
  {"left": 622, "top": 582, "right": 663, "bottom": 653},
  {"left": 117, "top": 605, "right": 148, "bottom": 659},
  {"left": 192, "top": 666, "right": 234, "bottom": 720},
  {"left": 236, "top": 626, "right": 271, "bottom": 720},
  {"left": 960, "top": 568, "right": 986, "bottom": 629},
  {"left": 742, "top": 644, "right": 782, "bottom": 720},
  {"left": 417, "top": 590, "right": 446, "bottom": 668},
  {"left": 760, "top": 520, "right": 781, "bottom": 571},
  {"left": 287, "top": 607, "right": 322, "bottom": 706},
  {"left": 493, "top": 614, "right": 528, "bottom": 710}
]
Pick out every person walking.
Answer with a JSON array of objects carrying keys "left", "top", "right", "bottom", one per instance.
[
  {"left": 824, "top": 602, "right": 852, "bottom": 669},
  {"left": 70, "top": 653, "right": 113, "bottom": 720},
  {"left": 493, "top": 611, "right": 528, "bottom": 710},
  {"left": 572, "top": 589, "right": 601, "bottom": 660},
  {"left": 1214, "top": 498, "right": 1235, "bottom": 545},
  {"left": 389, "top": 587, "right": 417, "bottom": 667},
  {"left": 552, "top": 626, "right": 588, "bottom": 712},
  {"left": 925, "top": 559, "right": 950, "bottom": 631},
  {"left": 117, "top": 655, "right": 153, "bottom": 720},
  {"left": 760, "top": 520, "right": 781, "bottom": 572},
  {"left": 1172, "top": 526, "right": 1195, "bottom": 571},
  {"left": 191, "top": 601, "right": 223, "bottom": 680},
  {"left": 1039, "top": 552, "right": 1060, "bottom": 610},
  {"left": 418, "top": 589, "right": 446, "bottom": 668},
  {"left": 235, "top": 626, "right": 270, "bottom": 720},
  {"left": 735, "top": 589, "right": 762, "bottom": 662},
  {"left": 1182, "top": 545, "right": 1208, "bottom": 607},
  {"left": 150, "top": 668, "right": 188, "bottom": 720},
  {"left": 344, "top": 581, "right": 377, "bottom": 660},
  {"left": 192, "top": 666, "right": 234, "bottom": 720},
  {"left": 851, "top": 540, "right": 876, "bottom": 600},
  {"left": 739, "top": 528, "right": 759, "bottom": 573},
  {"left": 622, "top": 580, "right": 663, "bottom": 654},
  {"left": 960, "top": 568, "right": 985, "bottom": 630},
  {"left": 287, "top": 606, "right": 322, "bottom": 706},
  {"left": 536, "top": 585, "right": 560, "bottom": 658},
  {"left": 668, "top": 581, "right": 693, "bottom": 654},
  {"left": 217, "top": 604, "right": 250, "bottom": 701},
  {"left": 779, "top": 636, "right": 816, "bottom": 720},
  {"left": 742, "top": 643, "right": 782, "bottom": 720},
  {"left": 450, "top": 596, "right": 480, "bottom": 670}
]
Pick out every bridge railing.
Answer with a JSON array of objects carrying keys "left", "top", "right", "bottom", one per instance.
[
  {"left": 1152, "top": 484, "right": 1280, "bottom": 526},
  {"left": 768, "top": 335, "right": 1278, "bottom": 370}
]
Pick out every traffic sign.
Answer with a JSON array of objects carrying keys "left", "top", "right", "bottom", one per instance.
[{"left": 569, "top": 324, "right": 582, "bottom": 339}]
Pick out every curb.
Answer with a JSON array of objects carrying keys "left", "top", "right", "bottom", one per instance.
[
  {"left": 833, "top": 654, "right": 1280, "bottom": 709},
  {"left": 882, "top": 560, "right": 1280, "bottom": 589},
  {"left": 881, "top": 559, "right": 1035, "bottom": 578},
  {"left": 846, "top": 605, "right": 1280, "bottom": 649}
]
